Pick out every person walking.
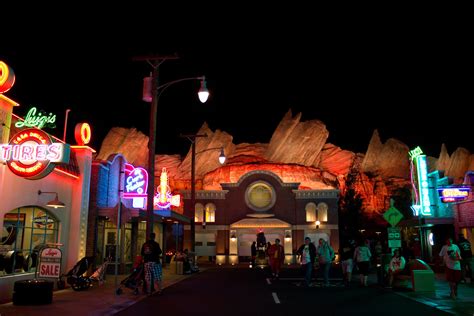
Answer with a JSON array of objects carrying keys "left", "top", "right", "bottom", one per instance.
[
  {"left": 317, "top": 238, "right": 334, "bottom": 287},
  {"left": 251, "top": 241, "right": 257, "bottom": 267},
  {"left": 354, "top": 238, "right": 372, "bottom": 287},
  {"left": 267, "top": 238, "right": 285, "bottom": 279},
  {"left": 141, "top": 232, "right": 163, "bottom": 295},
  {"left": 340, "top": 240, "right": 355, "bottom": 287},
  {"left": 297, "top": 237, "right": 316, "bottom": 287},
  {"left": 439, "top": 237, "right": 462, "bottom": 299},
  {"left": 458, "top": 234, "right": 473, "bottom": 283}
]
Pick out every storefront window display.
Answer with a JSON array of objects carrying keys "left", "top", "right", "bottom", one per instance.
[{"left": 1, "top": 206, "right": 59, "bottom": 275}]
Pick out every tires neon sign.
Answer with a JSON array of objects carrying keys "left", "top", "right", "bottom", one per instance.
[{"left": 1, "top": 128, "right": 70, "bottom": 179}]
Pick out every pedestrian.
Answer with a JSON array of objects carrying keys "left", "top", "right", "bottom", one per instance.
[
  {"left": 251, "top": 241, "right": 257, "bottom": 267},
  {"left": 267, "top": 238, "right": 285, "bottom": 279},
  {"left": 439, "top": 237, "right": 462, "bottom": 299},
  {"left": 296, "top": 237, "right": 316, "bottom": 287},
  {"left": 386, "top": 248, "right": 406, "bottom": 288},
  {"left": 340, "top": 240, "right": 355, "bottom": 287},
  {"left": 317, "top": 238, "right": 334, "bottom": 286},
  {"left": 141, "top": 232, "right": 163, "bottom": 295},
  {"left": 458, "top": 234, "right": 473, "bottom": 283},
  {"left": 354, "top": 238, "right": 372, "bottom": 287}
]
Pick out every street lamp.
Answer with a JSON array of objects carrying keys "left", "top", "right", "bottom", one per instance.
[
  {"left": 135, "top": 55, "right": 210, "bottom": 239},
  {"left": 180, "top": 134, "right": 226, "bottom": 253}
]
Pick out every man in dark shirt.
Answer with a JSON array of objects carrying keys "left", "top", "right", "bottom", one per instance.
[
  {"left": 458, "top": 234, "right": 473, "bottom": 283},
  {"left": 141, "top": 233, "right": 163, "bottom": 294}
]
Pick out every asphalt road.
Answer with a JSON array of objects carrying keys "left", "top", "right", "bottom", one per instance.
[{"left": 116, "top": 266, "right": 450, "bottom": 316}]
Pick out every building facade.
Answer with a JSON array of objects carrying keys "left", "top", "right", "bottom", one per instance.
[{"left": 182, "top": 170, "right": 340, "bottom": 264}]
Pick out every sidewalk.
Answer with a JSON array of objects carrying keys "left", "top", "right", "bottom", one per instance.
[
  {"left": 377, "top": 272, "right": 474, "bottom": 315},
  {"left": 0, "top": 265, "right": 202, "bottom": 316}
]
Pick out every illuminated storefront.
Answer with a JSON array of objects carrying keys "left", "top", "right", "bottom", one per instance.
[
  {"left": 87, "top": 157, "right": 190, "bottom": 272},
  {"left": 0, "top": 61, "right": 94, "bottom": 302}
]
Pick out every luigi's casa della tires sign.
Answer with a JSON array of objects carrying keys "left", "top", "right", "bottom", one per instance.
[{"left": 0, "top": 128, "right": 70, "bottom": 179}]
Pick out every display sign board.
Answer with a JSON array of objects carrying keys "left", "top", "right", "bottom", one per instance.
[
  {"left": 437, "top": 186, "right": 470, "bottom": 203},
  {"left": 154, "top": 167, "right": 180, "bottom": 209},
  {"left": 1, "top": 128, "right": 70, "bottom": 179},
  {"left": 387, "top": 227, "right": 402, "bottom": 249},
  {"left": 38, "top": 247, "right": 62, "bottom": 278}
]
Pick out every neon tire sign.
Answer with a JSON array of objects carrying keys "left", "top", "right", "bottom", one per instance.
[{"left": 3, "top": 128, "right": 69, "bottom": 179}]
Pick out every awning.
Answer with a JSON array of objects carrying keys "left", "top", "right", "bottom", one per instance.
[
  {"left": 231, "top": 217, "right": 291, "bottom": 228},
  {"left": 397, "top": 216, "right": 454, "bottom": 228},
  {"left": 135, "top": 209, "right": 191, "bottom": 225}
]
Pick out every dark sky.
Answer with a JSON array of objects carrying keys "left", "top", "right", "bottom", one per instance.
[{"left": 2, "top": 10, "right": 472, "bottom": 158}]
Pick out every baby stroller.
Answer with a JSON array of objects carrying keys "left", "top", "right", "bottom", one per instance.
[
  {"left": 62, "top": 256, "right": 95, "bottom": 291},
  {"left": 116, "top": 255, "right": 145, "bottom": 295},
  {"left": 62, "top": 256, "right": 109, "bottom": 291}
]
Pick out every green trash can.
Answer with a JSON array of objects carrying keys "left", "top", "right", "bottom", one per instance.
[{"left": 12, "top": 279, "right": 54, "bottom": 305}]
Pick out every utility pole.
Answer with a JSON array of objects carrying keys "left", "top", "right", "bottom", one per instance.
[
  {"left": 133, "top": 54, "right": 179, "bottom": 238},
  {"left": 181, "top": 133, "right": 207, "bottom": 253}
]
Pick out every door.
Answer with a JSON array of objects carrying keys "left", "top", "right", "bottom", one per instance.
[{"left": 195, "top": 233, "right": 216, "bottom": 257}]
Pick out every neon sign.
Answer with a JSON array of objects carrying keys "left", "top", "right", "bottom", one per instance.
[
  {"left": 0, "top": 61, "right": 15, "bottom": 94},
  {"left": 74, "top": 123, "right": 91, "bottom": 145},
  {"left": 15, "top": 107, "right": 56, "bottom": 129},
  {"left": 409, "top": 146, "right": 423, "bottom": 160},
  {"left": 123, "top": 163, "right": 148, "bottom": 198},
  {"left": 414, "top": 154, "right": 432, "bottom": 216},
  {"left": 154, "top": 168, "right": 180, "bottom": 209},
  {"left": 1, "top": 128, "right": 70, "bottom": 179},
  {"left": 437, "top": 186, "right": 470, "bottom": 203}
]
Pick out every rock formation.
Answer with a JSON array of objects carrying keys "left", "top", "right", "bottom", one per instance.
[
  {"left": 265, "top": 110, "right": 329, "bottom": 166},
  {"left": 96, "top": 127, "right": 148, "bottom": 167},
  {"left": 361, "top": 130, "right": 410, "bottom": 179},
  {"left": 96, "top": 109, "right": 473, "bottom": 223},
  {"left": 319, "top": 143, "right": 355, "bottom": 176}
]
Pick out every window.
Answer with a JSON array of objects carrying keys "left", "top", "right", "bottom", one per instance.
[
  {"left": 317, "top": 202, "right": 328, "bottom": 222},
  {"left": 305, "top": 202, "right": 317, "bottom": 222},
  {"left": 205, "top": 203, "right": 216, "bottom": 223},
  {"left": 1, "top": 207, "right": 59, "bottom": 276},
  {"left": 195, "top": 203, "right": 204, "bottom": 223}
]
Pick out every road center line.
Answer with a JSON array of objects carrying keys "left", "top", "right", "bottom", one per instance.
[
  {"left": 272, "top": 292, "right": 280, "bottom": 304},
  {"left": 266, "top": 278, "right": 272, "bottom": 285}
]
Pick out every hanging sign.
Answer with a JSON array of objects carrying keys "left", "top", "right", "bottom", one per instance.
[
  {"left": 1, "top": 128, "right": 70, "bottom": 179},
  {"left": 38, "top": 247, "right": 62, "bottom": 278},
  {"left": 123, "top": 163, "right": 148, "bottom": 198},
  {"left": 15, "top": 107, "right": 57, "bottom": 129}
]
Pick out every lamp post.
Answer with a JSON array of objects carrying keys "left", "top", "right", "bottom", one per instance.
[
  {"left": 180, "top": 134, "right": 226, "bottom": 253},
  {"left": 134, "top": 55, "right": 209, "bottom": 239}
]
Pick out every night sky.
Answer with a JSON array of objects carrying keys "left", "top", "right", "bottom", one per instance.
[{"left": 2, "top": 11, "right": 472, "bottom": 158}]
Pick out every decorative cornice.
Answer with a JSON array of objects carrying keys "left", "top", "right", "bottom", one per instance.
[
  {"left": 293, "top": 189, "right": 340, "bottom": 199},
  {"left": 181, "top": 190, "right": 229, "bottom": 200}
]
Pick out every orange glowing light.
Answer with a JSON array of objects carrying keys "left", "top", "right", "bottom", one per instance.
[
  {"left": 0, "top": 61, "right": 15, "bottom": 94},
  {"left": 74, "top": 123, "right": 91, "bottom": 145}
]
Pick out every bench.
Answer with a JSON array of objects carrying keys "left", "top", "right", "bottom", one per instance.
[{"left": 392, "top": 259, "right": 435, "bottom": 292}]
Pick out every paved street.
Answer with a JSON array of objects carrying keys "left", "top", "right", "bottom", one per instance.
[{"left": 117, "top": 266, "right": 450, "bottom": 316}]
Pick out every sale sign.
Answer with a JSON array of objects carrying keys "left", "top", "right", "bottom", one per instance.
[{"left": 38, "top": 247, "right": 62, "bottom": 278}]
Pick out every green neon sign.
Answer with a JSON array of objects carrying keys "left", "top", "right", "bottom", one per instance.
[
  {"left": 15, "top": 107, "right": 56, "bottom": 129},
  {"left": 409, "top": 146, "right": 424, "bottom": 160},
  {"left": 415, "top": 155, "right": 432, "bottom": 216}
]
